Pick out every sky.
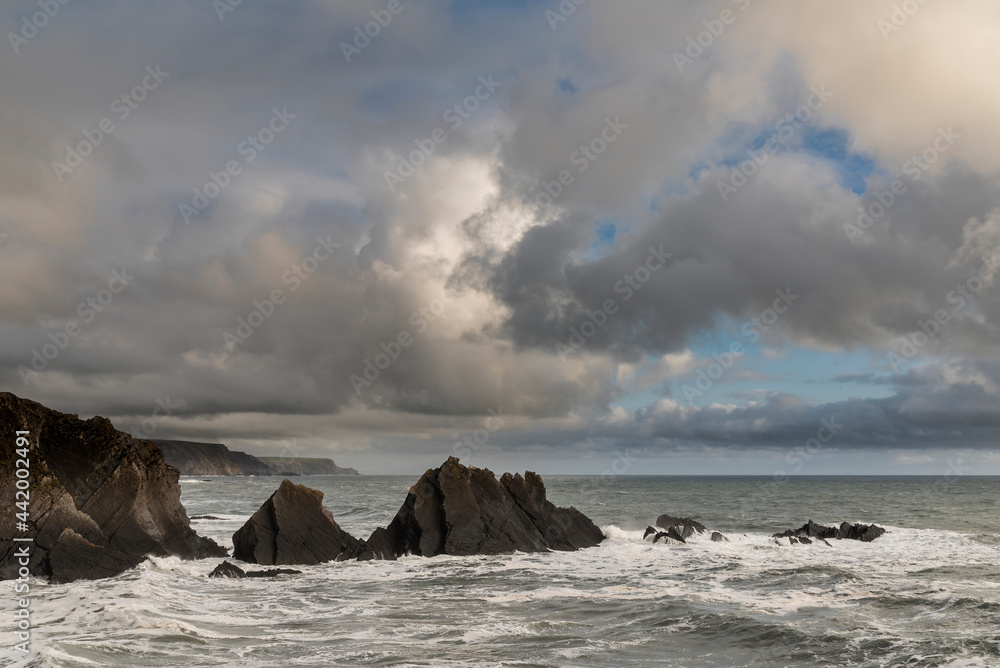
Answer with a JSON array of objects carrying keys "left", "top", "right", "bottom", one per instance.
[{"left": 2, "top": 0, "right": 1000, "bottom": 475}]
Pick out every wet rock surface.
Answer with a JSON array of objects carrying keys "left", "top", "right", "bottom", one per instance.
[
  {"left": 772, "top": 520, "right": 887, "bottom": 543},
  {"left": 358, "top": 457, "right": 604, "bottom": 560},
  {"left": 0, "top": 393, "right": 226, "bottom": 583},
  {"left": 208, "top": 560, "right": 302, "bottom": 578},
  {"left": 232, "top": 479, "right": 365, "bottom": 565}
]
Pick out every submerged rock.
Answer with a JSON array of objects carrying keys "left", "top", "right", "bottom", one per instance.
[
  {"left": 772, "top": 520, "right": 886, "bottom": 543},
  {"left": 358, "top": 457, "right": 604, "bottom": 560},
  {"left": 710, "top": 531, "right": 728, "bottom": 543},
  {"left": 232, "top": 479, "right": 365, "bottom": 565},
  {"left": 208, "top": 560, "right": 301, "bottom": 578},
  {"left": 0, "top": 393, "right": 227, "bottom": 583}
]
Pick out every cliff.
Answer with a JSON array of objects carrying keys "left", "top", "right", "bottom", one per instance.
[
  {"left": 154, "top": 440, "right": 272, "bottom": 476},
  {"left": 258, "top": 457, "right": 359, "bottom": 476},
  {"left": 0, "top": 393, "right": 227, "bottom": 583}
]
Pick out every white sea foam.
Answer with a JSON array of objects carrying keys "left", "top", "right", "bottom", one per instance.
[{"left": 15, "top": 477, "right": 1000, "bottom": 667}]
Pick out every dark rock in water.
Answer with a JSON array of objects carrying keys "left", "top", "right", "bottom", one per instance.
[
  {"left": 664, "top": 526, "right": 688, "bottom": 543},
  {"left": 245, "top": 567, "right": 302, "bottom": 578},
  {"left": 644, "top": 526, "right": 681, "bottom": 544},
  {"left": 798, "top": 536, "right": 812, "bottom": 544},
  {"left": 656, "top": 514, "right": 708, "bottom": 539},
  {"left": 209, "top": 561, "right": 246, "bottom": 578},
  {"left": 835, "top": 521, "right": 886, "bottom": 542},
  {"left": 191, "top": 515, "right": 223, "bottom": 521},
  {"left": 0, "top": 393, "right": 227, "bottom": 584},
  {"left": 209, "top": 560, "right": 302, "bottom": 578},
  {"left": 710, "top": 531, "right": 727, "bottom": 543},
  {"left": 772, "top": 519, "right": 887, "bottom": 543},
  {"left": 358, "top": 457, "right": 604, "bottom": 560},
  {"left": 232, "top": 479, "right": 365, "bottom": 565}
]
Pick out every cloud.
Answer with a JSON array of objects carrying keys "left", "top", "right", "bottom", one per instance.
[{"left": 1, "top": 0, "right": 999, "bottom": 470}]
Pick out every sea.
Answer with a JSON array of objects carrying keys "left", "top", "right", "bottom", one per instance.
[{"left": 6, "top": 475, "right": 1000, "bottom": 667}]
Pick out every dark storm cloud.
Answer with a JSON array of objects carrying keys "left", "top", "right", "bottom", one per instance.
[{"left": 1, "top": 0, "right": 999, "bottom": 467}]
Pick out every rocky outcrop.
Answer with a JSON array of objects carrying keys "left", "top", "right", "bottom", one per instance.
[
  {"left": 0, "top": 393, "right": 227, "bottom": 583},
  {"left": 232, "top": 479, "right": 365, "bottom": 565},
  {"left": 358, "top": 457, "right": 604, "bottom": 560},
  {"left": 772, "top": 520, "right": 886, "bottom": 544},
  {"left": 258, "top": 457, "right": 359, "bottom": 476},
  {"left": 643, "top": 515, "right": 725, "bottom": 545},
  {"left": 208, "top": 560, "right": 301, "bottom": 578},
  {"left": 643, "top": 525, "right": 686, "bottom": 544},
  {"left": 656, "top": 514, "right": 709, "bottom": 539},
  {"left": 155, "top": 440, "right": 273, "bottom": 476}
]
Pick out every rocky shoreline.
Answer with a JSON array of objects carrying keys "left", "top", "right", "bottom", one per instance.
[{"left": 1, "top": 393, "right": 890, "bottom": 583}]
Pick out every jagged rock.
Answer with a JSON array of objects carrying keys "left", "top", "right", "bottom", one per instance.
[
  {"left": 209, "top": 560, "right": 301, "bottom": 578},
  {"left": 835, "top": 521, "right": 886, "bottom": 542},
  {"left": 772, "top": 520, "right": 886, "bottom": 543},
  {"left": 644, "top": 527, "right": 675, "bottom": 544},
  {"left": 358, "top": 457, "right": 603, "bottom": 560},
  {"left": 656, "top": 514, "right": 708, "bottom": 539},
  {"left": 711, "top": 531, "right": 727, "bottom": 543},
  {"left": 233, "top": 479, "right": 365, "bottom": 565},
  {"left": 0, "top": 393, "right": 227, "bottom": 583}
]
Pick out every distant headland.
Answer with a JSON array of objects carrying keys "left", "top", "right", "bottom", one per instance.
[{"left": 153, "top": 440, "right": 360, "bottom": 476}]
